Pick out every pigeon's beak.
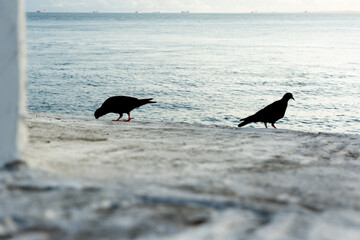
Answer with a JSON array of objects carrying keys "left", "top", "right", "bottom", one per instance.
[{"left": 291, "top": 96, "right": 295, "bottom": 100}]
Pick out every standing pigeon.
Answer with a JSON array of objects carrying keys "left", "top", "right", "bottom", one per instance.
[
  {"left": 94, "top": 96, "right": 156, "bottom": 122},
  {"left": 238, "top": 93, "right": 294, "bottom": 128}
]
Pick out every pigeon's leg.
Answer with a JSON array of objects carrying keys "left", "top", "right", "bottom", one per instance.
[
  {"left": 123, "top": 113, "right": 134, "bottom": 122},
  {"left": 271, "top": 123, "right": 277, "bottom": 129},
  {"left": 264, "top": 122, "right": 268, "bottom": 128},
  {"left": 112, "top": 114, "right": 122, "bottom": 121}
]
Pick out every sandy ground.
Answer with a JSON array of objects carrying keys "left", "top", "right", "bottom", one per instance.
[{"left": 1, "top": 111, "right": 360, "bottom": 239}]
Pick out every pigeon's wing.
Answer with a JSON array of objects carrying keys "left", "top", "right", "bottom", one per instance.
[
  {"left": 245, "top": 100, "right": 279, "bottom": 122},
  {"left": 113, "top": 96, "right": 156, "bottom": 112}
]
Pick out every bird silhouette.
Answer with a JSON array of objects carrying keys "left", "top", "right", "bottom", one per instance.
[
  {"left": 238, "top": 93, "right": 294, "bottom": 129},
  {"left": 94, "top": 96, "right": 156, "bottom": 122}
]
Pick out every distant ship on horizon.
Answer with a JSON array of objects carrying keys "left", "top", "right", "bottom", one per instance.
[
  {"left": 181, "top": 11, "right": 190, "bottom": 14},
  {"left": 36, "top": 10, "right": 47, "bottom": 13}
]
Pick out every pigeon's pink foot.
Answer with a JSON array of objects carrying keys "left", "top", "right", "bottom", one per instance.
[
  {"left": 123, "top": 114, "right": 134, "bottom": 122},
  {"left": 123, "top": 118, "right": 134, "bottom": 122}
]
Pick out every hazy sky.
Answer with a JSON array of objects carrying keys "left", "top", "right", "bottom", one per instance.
[{"left": 26, "top": 0, "right": 360, "bottom": 13}]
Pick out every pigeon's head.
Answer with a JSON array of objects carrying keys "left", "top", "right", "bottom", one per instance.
[
  {"left": 283, "top": 92, "right": 295, "bottom": 101},
  {"left": 94, "top": 108, "right": 104, "bottom": 119}
]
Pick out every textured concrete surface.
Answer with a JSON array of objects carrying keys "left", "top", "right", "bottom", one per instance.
[{"left": 1, "top": 112, "right": 359, "bottom": 239}]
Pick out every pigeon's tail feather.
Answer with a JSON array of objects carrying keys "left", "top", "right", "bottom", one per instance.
[
  {"left": 238, "top": 120, "right": 250, "bottom": 128},
  {"left": 238, "top": 115, "right": 255, "bottom": 128},
  {"left": 138, "top": 98, "right": 157, "bottom": 106}
]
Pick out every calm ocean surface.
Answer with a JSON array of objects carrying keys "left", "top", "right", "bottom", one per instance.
[{"left": 26, "top": 13, "right": 360, "bottom": 134}]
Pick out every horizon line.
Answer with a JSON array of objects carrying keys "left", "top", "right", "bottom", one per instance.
[{"left": 26, "top": 10, "right": 360, "bottom": 14}]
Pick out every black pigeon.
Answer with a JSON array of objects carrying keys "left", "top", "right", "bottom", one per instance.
[
  {"left": 238, "top": 93, "right": 294, "bottom": 129},
  {"left": 94, "top": 96, "right": 156, "bottom": 122}
]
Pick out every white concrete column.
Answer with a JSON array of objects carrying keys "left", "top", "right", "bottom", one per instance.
[{"left": 0, "top": 0, "right": 27, "bottom": 167}]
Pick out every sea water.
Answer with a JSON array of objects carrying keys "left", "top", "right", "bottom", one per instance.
[{"left": 26, "top": 13, "right": 360, "bottom": 134}]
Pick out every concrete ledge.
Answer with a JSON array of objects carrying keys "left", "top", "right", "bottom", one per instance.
[{"left": 1, "top": 112, "right": 359, "bottom": 239}]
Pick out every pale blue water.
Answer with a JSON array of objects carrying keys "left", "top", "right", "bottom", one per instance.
[{"left": 26, "top": 13, "right": 360, "bottom": 134}]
